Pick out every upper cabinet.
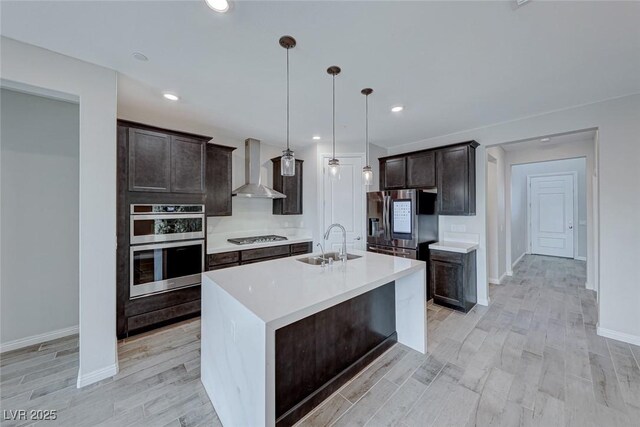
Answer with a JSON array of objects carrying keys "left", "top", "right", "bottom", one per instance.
[
  {"left": 407, "top": 151, "right": 436, "bottom": 188},
  {"left": 380, "top": 157, "right": 406, "bottom": 189},
  {"left": 124, "top": 121, "right": 210, "bottom": 194},
  {"left": 271, "top": 157, "right": 303, "bottom": 215},
  {"left": 128, "top": 128, "right": 172, "bottom": 192},
  {"left": 436, "top": 141, "right": 478, "bottom": 216},
  {"left": 171, "top": 136, "right": 205, "bottom": 193},
  {"left": 378, "top": 140, "right": 478, "bottom": 216},
  {"left": 206, "top": 144, "right": 236, "bottom": 216}
]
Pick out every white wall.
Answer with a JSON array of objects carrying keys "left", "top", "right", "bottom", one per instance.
[
  {"left": 487, "top": 157, "right": 499, "bottom": 282},
  {"left": 1, "top": 37, "right": 118, "bottom": 386},
  {"left": 510, "top": 158, "right": 587, "bottom": 263},
  {"left": 388, "top": 93, "right": 640, "bottom": 345},
  {"left": 1, "top": 88, "right": 79, "bottom": 350},
  {"left": 486, "top": 146, "right": 507, "bottom": 284},
  {"left": 504, "top": 138, "right": 595, "bottom": 286}
]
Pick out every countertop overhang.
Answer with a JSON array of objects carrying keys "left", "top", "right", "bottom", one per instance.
[
  {"left": 429, "top": 241, "right": 479, "bottom": 253},
  {"left": 202, "top": 249, "right": 425, "bottom": 329}
]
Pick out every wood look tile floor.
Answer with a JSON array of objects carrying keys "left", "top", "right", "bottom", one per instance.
[{"left": 2, "top": 255, "right": 639, "bottom": 426}]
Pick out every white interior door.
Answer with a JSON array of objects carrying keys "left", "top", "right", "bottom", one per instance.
[
  {"left": 322, "top": 155, "right": 365, "bottom": 252},
  {"left": 529, "top": 174, "right": 574, "bottom": 258}
]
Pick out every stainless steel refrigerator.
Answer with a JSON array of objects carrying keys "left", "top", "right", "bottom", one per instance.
[{"left": 366, "top": 189, "right": 438, "bottom": 299}]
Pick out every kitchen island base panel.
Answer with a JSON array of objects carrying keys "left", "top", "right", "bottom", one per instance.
[
  {"left": 200, "top": 261, "right": 426, "bottom": 427},
  {"left": 275, "top": 282, "right": 396, "bottom": 425}
]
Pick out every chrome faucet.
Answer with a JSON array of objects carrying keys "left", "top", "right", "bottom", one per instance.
[
  {"left": 324, "top": 223, "right": 347, "bottom": 263},
  {"left": 316, "top": 243, "right": 326, "bottom": 260}
]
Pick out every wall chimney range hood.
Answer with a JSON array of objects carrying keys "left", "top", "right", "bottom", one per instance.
[{"left": 232, "top": 138, "right": 286, "bottom": 199}]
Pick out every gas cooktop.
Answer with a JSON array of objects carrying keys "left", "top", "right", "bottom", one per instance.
[{"left": 227, "top": 235, "right": 288, "bottom": 245}]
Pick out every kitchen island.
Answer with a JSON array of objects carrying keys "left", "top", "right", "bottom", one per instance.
[{"left": 200, "top": 250, "right": 426, "bottom": 427}]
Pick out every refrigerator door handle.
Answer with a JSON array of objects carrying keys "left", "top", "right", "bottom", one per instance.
[{"left": 384, "top": 195, "right": 391, "bottom": 241}]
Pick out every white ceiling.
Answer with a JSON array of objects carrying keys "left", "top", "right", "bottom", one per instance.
[{"left": 2, "top": 1, "right": 639, "bottom": 149}]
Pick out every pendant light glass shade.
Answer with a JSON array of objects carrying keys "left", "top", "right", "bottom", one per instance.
[
  {"left": 327, "top": 66, "right": 341, "bottom": 181},
  {"left": 361, "top": 88, "right": 374, "bottom": 186},
  {"left": 280, "top": 36, "right": 296, "bottom": 176},
  {"left": 281, "top": 148, "right": 295, "bottom": 176},
  {"left": 362, "top": 165, "right": 373, "bottom": 185},
  {"left": 328, "top": 158, "right": 340, "bottom": 180}
]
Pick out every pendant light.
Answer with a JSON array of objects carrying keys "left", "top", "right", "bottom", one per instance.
[
  {"left": 279, "top": 36, "right": 296, "bottom": 176},
  {"left": 327, "top": 66, "right": 341, "bottom": 180},
  {"left": 361, "top": 88, "right": 374, "bottom": 186}
]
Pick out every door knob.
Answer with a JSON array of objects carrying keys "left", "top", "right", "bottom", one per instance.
[{"left": 354, "top": 236, "right": 362, "bottom": 240}]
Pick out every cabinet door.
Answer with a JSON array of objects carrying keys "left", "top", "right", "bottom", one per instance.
[
  {"left": 171, "top": 136, "right": 205, "bottom": 193},
  {"left": 206, "top": 144, "right": 235, "bottom": 216},
  {"left": 437, "top": 146, "right": 470, "bottom": 215},
  {"left": 432, "top": 260, "right": 464, "bottom": 309},
  {"left": 128, "top": 128, "right": 171, "bottom": 192},
  {"left": 407, "top": 151, "right": 436, "bottom": 188},
  {"left": 382, "top": 157, "right": 406, "bottom": 189},
  {"left": 272, "top": 159, "right": 303, "bottom": 215}
]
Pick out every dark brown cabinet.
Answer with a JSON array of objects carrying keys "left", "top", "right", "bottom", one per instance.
[
  {"left": 271, "top": 157, "right": 304, "bottom": 215},
  {"left": 380, "top": 157, "right": 406, "bottom": 189},
  {"left": 378, "top": 141, "right": 478, "bottom": 216},
  {"left": 206, "top": 144, "right": 236, "bottom": 216},
  {"left": 436, "top": 141, "right": 478, "bottom": 215},
  {"left": 128, "top": 128, "right": 171, "bottom": 192},
  {"left": 117, "top": 120, "right": 224, "bottom": 339},
  {"left": 407, "top": 151, "right": 436, "bottom": 188},
  {"left": 207, "top": 242, "right": 312, "bottom": 271},
  {"left": 125, "top": 122, "right": 210, "bottom": 194},
  {"left": 431, "top": 249, "right": 476, "bottom": 312},
  {"left": 171, "top": 136, "right": 205, "bottom": 193}
]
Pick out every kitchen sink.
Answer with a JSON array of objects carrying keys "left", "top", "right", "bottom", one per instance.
[{"left": 296, "top": 252, "right": 362, "bottom": 265}]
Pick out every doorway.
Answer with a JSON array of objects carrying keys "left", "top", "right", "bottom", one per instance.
[
  {"left": 528, "top": 173, "right": 576, "bottom": 258},
  {"left": 320, "top": 154, "right": 366, "bottom": 252},
  {"left": 0, "top": 88, "right": 80, "bottom": 352}
]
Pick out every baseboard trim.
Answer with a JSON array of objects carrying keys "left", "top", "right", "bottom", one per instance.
[
  {"left": 575, "top": 256, "right": 587, "bottom": 261},
  {"left": 585, "top": 282, "right": 595, "bottom": 291},
  {"left": 477, "top": 297, "right": 490, "bottom": 306},
  {"left": 597, "top": 325, "right": 640, "bottom": 346},
  {"left": 0, "top": 325, "right": 78, "bottom": 353},
  {"left": 488, "top": 272, "right": 508, "bottom": 285},
  {"left": 76, "top": 362, "right": 119, "bottom": 388},
  {"left": 511, "top": 252, "right": 526, "bottom": 269}
]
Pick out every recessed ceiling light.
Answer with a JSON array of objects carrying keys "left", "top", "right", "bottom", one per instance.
[
  {"left": 163, "top": 93, "right": 179, "bottom": 101},
  {"left": 540, "top": 137, "right": 551, "bottom": 142},
  {"left": 205, "top": 0, "right": 229, "bottom": 12},
  {"left": 391, "top": 105, "right": 404, "bottom": 113},
  {"left": 312, "top": 136, "right": 321, "bottom": 140},
  {"left": 132, "top": 52, "right": 148, "bottom": 62}
]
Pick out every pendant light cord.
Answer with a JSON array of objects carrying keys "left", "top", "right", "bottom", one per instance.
[
  {"left": 286, "top": 47, "right": 290, "bottom": 152},
  {"left": 365, "top": 94, "right": 369, "bottom": 166},
  {"left": 332, "top": 74, "right": 336, "bottom": 159}
]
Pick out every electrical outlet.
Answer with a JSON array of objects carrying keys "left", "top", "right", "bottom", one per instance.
[{"left": 451, "top": 224, "right": 466, "bottom": 232}]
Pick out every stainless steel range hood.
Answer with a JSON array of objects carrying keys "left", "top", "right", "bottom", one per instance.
[{"left": 232, "top": 138, "right": 286, "bottom": 199}]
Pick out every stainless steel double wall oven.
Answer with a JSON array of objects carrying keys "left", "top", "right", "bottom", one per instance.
[{"left": 129, "top": 204, "right": 205, "bottom": 299}]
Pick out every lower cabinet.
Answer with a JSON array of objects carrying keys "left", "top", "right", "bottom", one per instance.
[
  {"left": 431, "top": 249, "right": 477, "bottom": 312},
  {"left": 207, "top": 242, "right": 312, "bottom": 271}
]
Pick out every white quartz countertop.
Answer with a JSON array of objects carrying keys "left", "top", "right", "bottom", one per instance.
[
  {"left": 206, "top": 236, "right": 313, "bottom": 254},
  {"left": 429, "top": 241, "right": 479, "bottom": 253},
  {"left": 202, "top": 249, "right": 425, "bottom": 329}
]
